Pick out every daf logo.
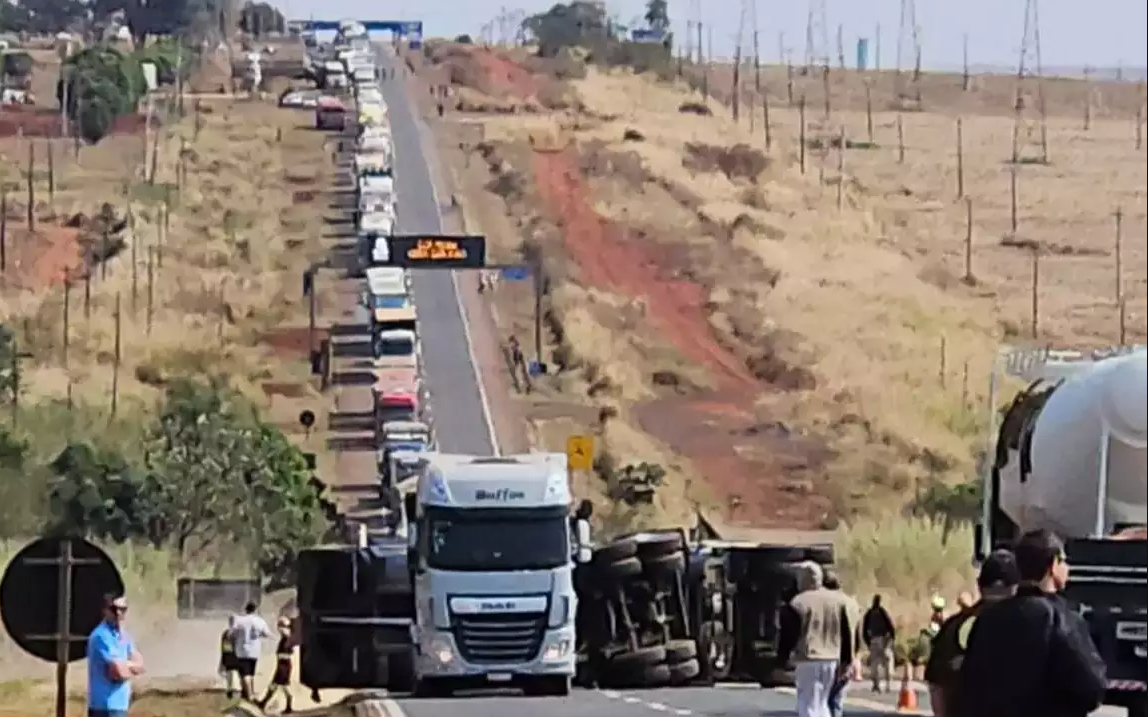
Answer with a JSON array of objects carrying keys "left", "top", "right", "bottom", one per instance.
[
  {"left": 480, "top": 601, "right": 514, "bottom": 611},
  {"left": 475, "top": 489, "right": 526, "bottom": 501}
]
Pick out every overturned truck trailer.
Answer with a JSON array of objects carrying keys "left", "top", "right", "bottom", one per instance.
[
  {"left": 573, "top": 529, "right": 833, "bottom": 689},
  {"left": 296, "top": 540, "right": 417, "bottom": 697}
]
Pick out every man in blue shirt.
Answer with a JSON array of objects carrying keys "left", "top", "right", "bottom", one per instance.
[{"left": 87, "top": 594, "right": 145, "bottom": 717}]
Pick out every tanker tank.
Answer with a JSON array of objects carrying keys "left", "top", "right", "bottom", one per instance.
[{"left": 997, "top": 347, "right": 1146, "bottom": 539}]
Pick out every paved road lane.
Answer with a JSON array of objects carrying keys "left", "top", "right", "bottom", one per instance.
[{"left": 376, "top": 50, "right": 497, "bottom": 456}]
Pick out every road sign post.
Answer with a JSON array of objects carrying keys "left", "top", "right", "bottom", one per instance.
[
  {"left": 566, "top": 434, "right": 595, "bottom": 490},
  {"left": 0, "top": 537, "right": 124, "bottom": 717}
]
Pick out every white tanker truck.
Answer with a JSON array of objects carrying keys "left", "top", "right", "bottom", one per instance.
[{"left": 976, "top": 344, "right": 1146, "bottom": 716}]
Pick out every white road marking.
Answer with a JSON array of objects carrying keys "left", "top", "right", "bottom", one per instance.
[{"left": 597, "top": 688, "right": 693, "bottom": 715}]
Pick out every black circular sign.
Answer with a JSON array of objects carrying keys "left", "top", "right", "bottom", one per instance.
[
  {"left": 0, "top": 537, "right": 124, "bottom": 662},
  {"left": 299, "top": 409, "right": 316, "bottom": 428}
]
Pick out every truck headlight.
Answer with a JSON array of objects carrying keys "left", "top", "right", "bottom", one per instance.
[
  {"left": 548, "top": 596, "right": 572, "bottom": 628},
  {"left": 428, "top": 637, "right": 454, "bottom": 665},
  {"left": 542, "top": 640, "right": 572, "bottom": 661}
]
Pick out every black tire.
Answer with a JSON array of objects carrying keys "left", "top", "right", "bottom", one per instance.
[
  {"left": 386, "top": 650, "right": 415, "bottom": 693},
  {"left": 600, "top": 556, "right": 643, "bottom": 581},
  {"left": 639, "top": 663, "right": 672, "bottom": 686},
  {"left": 610, "top": 645, "right": 667, "bottom": 670},
  {"left": 665, "top": 639, "right": 698, "bottom": 663},
  {"left": 1130, "top": 695, "right": 1148, "bottom": 717},
  {"left": 524, "top": 675, "right": 571, "bottom": 696},
  {"left": 802, "top": 546, "right": 834, "bottom": 564},
  {"left": 594, "top": 538, "right": 639, "bottom": 563},
  {"left": 668, "top": 658, "right": 701, "bottom": 684},
  {"left": 631, "top": 532, "right": 683, "bottom": 558},
  {"left": 643, "top": 552, "right": 686, "bottom": 576},
  {"left": 413, "top": 677, "right": 450, "bottom": 698}
]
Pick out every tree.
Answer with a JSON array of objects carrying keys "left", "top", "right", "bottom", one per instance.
[
  {"left": 644, "top": 0, "right": 669, "bottom": 32},
  {"left": 239, "top": 1, "right": 285, "bottom": 37},
  {"left": 0, "top": 428, "right": 39, "bottom": 539},
  {"left": 0, "top": 324, "right": 17, "bottom": 406},
  {"left": 89, "top": 0, "right": 200, "bottom": 48},
  {"left": 58, "top": 45, "right": 148, "bottom": 145},
  {"left": 523, "top": 1, "right": 612, "bottom": 58},
  {"left": 48, "top": 442, "right": 148, "bottom": 542},
  {"left": 4, "top": 0, "right": 88, "bottom": 34}
]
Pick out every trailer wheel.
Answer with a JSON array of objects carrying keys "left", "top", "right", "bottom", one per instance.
[
  {"left": 643, "top": 552, "right": 686, "bottom": 577},
  {"left": 665, "top": 639, "right": 698, "bottom": 662},
  {"left": 668, "top": 658, "right": 701, "bottom": 684},
  {"left": 640, "top": 663, "right": 673, "bottom": 686},
  {"left": 632, "top": 532, "right": 684, "bottom": 558},
  {"left": 595, "top": 538, "right": 640, "bottom": 563},
  {"left": 599, "top": 556, "right": 643, "bottom": 581}
]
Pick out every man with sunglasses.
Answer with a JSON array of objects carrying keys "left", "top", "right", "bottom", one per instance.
[
  {"left": 87, "top": 594, "right": 145, "bottom": 717},
  {"left": 956, "top": 529, "right": 1107, "bottom": 717}
]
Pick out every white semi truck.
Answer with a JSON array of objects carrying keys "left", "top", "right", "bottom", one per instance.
[
  {"left": 977, "top": 345, "right": 1146, "bottom": 716},
  {"left": 402, "top": 453, "right": 592, "bottom": 697}
]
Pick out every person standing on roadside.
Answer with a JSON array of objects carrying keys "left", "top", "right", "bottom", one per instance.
[
  {"left": 230, "top": 601, "right": 273, "bottom": 702},
  {"left": 957, "top": 530, "right": 1107, "bottom": 717},
  {"left": 789, "top": 561, "right": 851, "bottom": 717},
  {"left": 87, "top": 594, "right": 145, "bottom": 717},
  {"left": 824, "top": 571, "right": 862, "bottom": 717},
  {"left": 924, "top": 549, "right": 1019, "bottom": 717},
  {"left": 258, "top": 617, "right": 296, "bottom": 714},
  {"left": 861, "top": 594, "right": 896, "bottom": 692}
]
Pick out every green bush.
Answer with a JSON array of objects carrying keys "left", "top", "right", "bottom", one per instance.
[{"left": 57, "top": 45, "right": 147, "bottom": 145}]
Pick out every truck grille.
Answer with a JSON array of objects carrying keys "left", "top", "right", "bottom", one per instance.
[{"left": 452, "top": 612, "right": 546, "bottom": 664}]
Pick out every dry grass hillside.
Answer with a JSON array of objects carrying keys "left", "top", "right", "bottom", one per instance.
[{"left": 415, "top": 43, "right": 1145, "bottom": 616}]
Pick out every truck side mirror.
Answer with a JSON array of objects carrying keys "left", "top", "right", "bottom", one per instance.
[{"left": 574, "top": 519, "right": 591, "bottom": 564}]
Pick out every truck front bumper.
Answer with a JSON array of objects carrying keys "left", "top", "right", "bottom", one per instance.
[{"left": 415, "top": 625, "right": 576, "bottom": 679}]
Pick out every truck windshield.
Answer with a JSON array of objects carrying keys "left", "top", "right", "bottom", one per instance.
[{"left": 425, "top": 506, "right": 569, "bottom": 571}]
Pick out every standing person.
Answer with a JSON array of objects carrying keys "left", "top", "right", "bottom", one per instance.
[
  {"left": 219, "top": 615, "right": 239, "bottom": 699},
  {"left": 87, "top": 594, "right": 145, "bottom": 717},
  {"left": 824, "top": 571, "right": 862, "bottom": 717},
  {"left": 924, "top": 549, "right": 1020, "bottom": 717},
  {"left": 230, "top": 601, "right": 273, "bottom": 702},
  {"left": 861, "top": 594, "right": 896, "bottom": 692},
  {"left": 957, "top": 530, "right": 1107, "bottom": 717},
  {"left": 259, "top": 617, "right": 296, "bottom": 713},
  {"left": 789, "top": 561, "right": 850, "bottom": 717}
]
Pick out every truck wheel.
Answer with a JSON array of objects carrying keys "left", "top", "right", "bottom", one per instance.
[
  {"left": 386, "top": 651, "right": 415, "bottom": 693},
  {"left": 643, "top": 552, "right": 686, "bottom": 577},
  {"left": 524, "top": 675, "right": 571, "bottom": 696},
  {"left": 599, "top": 557, "right": 643, "bottom": 581},
  {"left": 665, "top": 639, "right": 698, "bottom": 663},
  {"left": 610, "top": 645, "right": 667, "bottom": 671},
  {"left": 632, "top": 532, "right": 683, "bottom": 558},
  {"left": 595, "top": 538, "right": 639, "bottom": 563},
  {"left": 413, "top": 677, "right": 450, "bottom": 698},
  {"left": 640, "top": 663, "right": 673, "bottom": 686},
  {"left": 668, "top": 658, "right": 701, "bottom": 684}
]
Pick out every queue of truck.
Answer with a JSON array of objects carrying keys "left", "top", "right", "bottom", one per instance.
[{"left": 290, "top": 24, "right": 1146, "bottom": 713}]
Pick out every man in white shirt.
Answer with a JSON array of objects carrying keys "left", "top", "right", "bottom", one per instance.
[{"left": 229, "top": 602, "right": 272, "bottom": 701}]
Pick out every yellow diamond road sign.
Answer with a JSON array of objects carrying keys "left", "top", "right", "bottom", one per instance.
[{"left": 566, "top": 435, "right": 595, "bottom": 471}]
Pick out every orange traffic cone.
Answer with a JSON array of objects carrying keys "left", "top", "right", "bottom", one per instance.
[{"left": 896, "top": 665, "right": 918, "bottom": 711}]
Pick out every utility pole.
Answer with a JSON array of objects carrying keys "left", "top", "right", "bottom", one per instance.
[
  {"left": 895, "top": 0, "right": 922, "bottom": 102},
  {"left": 1011, "top": 0, "right": 1049, "bottom": 164},
  {"left": 732, "top": 0, "right": 748, "bottom": 121},
  {"left": 751, "top": 0, "right": 761, "bottom": 95}
]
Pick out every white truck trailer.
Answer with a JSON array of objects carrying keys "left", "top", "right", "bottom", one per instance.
[
  {"left": 977, "top": 345, "right": 1146, "bottom": 716},
  {"left": 401, "top": 453, "right": 592, "bottom": 697}
]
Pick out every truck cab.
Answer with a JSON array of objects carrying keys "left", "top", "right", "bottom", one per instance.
[
  {"left": 976, "top": 345, "right": 1146, "bottom": 716},
  {"left": 404, "top": 453, "right": 592, "bottom": 697}
]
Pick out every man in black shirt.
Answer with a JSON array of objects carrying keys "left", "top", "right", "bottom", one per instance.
[
  {"left": 924, "top": 549, "right": 1019, "bottom": 717},
  {"left": 957, "top": 529, "right": 1107, "bottom": 717},
  {"left": 861, "top": 594, "right": 896, "bottom": 692}
]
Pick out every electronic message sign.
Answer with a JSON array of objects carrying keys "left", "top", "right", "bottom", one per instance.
[{"left": 386, "top": 235, "right": 487, "bottom": 268}]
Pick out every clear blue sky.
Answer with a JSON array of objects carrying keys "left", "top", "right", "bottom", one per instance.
[{"left": 278, "top": 0, "right": 1146, "bottom": 73}]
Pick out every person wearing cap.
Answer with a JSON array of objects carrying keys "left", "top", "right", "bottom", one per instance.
[
  {"left": 258, "top": 616, "right": 296, "bottom": 713},
  {"left": 956, "top": 530, "right": 1107, "bottom": 717},
  {"left": 87, "top": 594, "right": 144, "bottom": 717},
  {"left": 924, "top": 549, "right": 1019, "bottom": 717},
  {"left": 789, "top": 561, "right": 853, "bottom": 717}
]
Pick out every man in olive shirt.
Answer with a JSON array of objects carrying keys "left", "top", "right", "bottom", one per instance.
[
  {"left": 925, "top": 549, "right": 1019, "bottom": 717},
  {"left": 790, "top": 562, "right": 856, "bottom": 717}
]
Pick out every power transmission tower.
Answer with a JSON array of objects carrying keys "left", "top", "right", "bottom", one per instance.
[
  {"left": 803, "top": 0, "right": 830, "bottom": 72},
  {"left": 894, "top": 0, "right": 922, "bottom": 102},
  {"left": 1011, "top": 0, "right": 1049, "bottom": 164}
]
